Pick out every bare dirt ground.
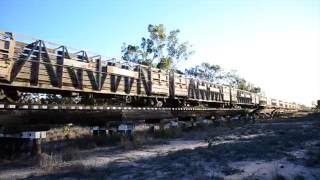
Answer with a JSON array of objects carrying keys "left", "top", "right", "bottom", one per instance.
[{"left": 0, "top": 112, "right": 320, "bottom": 180}]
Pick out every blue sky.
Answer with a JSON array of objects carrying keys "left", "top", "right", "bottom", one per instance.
[{"left": 1, "top": 0, "right": 319, "bottom": 105}]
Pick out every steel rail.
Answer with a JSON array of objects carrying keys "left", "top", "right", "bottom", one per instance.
[{"left": 0, "top": 102, "right": 243, "bottom": 111}]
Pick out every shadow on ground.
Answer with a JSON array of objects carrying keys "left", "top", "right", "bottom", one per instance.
[{"left": 24, "top": 113, "right": 320, "bottom": 179}]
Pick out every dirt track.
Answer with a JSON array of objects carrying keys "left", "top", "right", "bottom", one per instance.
[{"left": 0, "top": 112, "right": 320, "bottom": 179}]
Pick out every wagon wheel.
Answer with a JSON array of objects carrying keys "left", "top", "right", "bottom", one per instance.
[
  {"left": 125, "top": 96, "right": 132, "bottom": 104},
  {"left": 148, "top": 99, "right": 155, "bottom": 107},
  {"left": 72, "top": 96, "right": 81, "bottom": 104},
  {"left": 155, "top": 98, "right": 163, "bottom": 107}
]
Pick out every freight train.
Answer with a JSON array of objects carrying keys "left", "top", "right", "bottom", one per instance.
[{"left": 0, "top": 32, "right": 299, "bottom": 110}]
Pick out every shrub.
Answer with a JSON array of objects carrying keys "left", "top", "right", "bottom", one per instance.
[{"left": 154, "top": 128, "right": 183, "bottom": 139}]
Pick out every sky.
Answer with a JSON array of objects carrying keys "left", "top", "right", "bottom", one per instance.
[{"left": 1, "top": 0, "right": 319, "bottom": 106}]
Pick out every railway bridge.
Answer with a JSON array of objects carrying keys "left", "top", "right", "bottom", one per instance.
[{"left": 0, "top": 31, "right": 300, "bottom": 155}]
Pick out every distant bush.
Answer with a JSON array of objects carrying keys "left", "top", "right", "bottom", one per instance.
[
  {"left": 93, "top": 134, "right": 121, "bottom": 147},
  {"left": 154, "top": 128, "right": 183, "bottom": 139}
]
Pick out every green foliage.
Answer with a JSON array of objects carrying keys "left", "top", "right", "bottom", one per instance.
[
  {"left": 185, "top": 62, "right": 237, "bottom": 85},
  {"left": 238, "top": 79, "right": 261, "bottom": 93},
  {"left": 185, "top": 62, "right": 262, "bottom": 93},
  {"left": 185, "top": 63, "right": 222, "bottom": 81},
  {"left": 123, "top": 25, "right": 261, "bottom": 92},
  {"left": 121, "top": 24, "right": 194, "bottom": 69},
  {"left": 157, "top": 58, "right": 172, "bottom": 69},
  {"left": 238, "top": 79, "right": 247, "bottom": 90}
]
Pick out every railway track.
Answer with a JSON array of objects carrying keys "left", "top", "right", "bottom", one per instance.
[
  {"left": 0, "top": 103, "right": 294, "bottom": 157},
  {"left": 0, "top": 102, "right": 249, "bottom": 127},
  {"left": 0, "top": 103, "right": 250, "bottom": 156},
  {"left": 0, "top": 102, "right": 243, "bottom": 111}
]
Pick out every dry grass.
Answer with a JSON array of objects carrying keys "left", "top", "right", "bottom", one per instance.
[
  {"left": 45, "top": 126, "right": 91, "bottom": 142},
  {"left": 37, "top": 148, "right": 86, "bottom": 175},
  {"left": 38, "top": 153, "right": 62, "bottom": 172},
  {"left": 119, "top": 130, "right": 168, "bottom": 150},
  {"left": 61, "top": 147, "right": 81, "bottom": 161},
  {"left": 93, "top": 114, "right": 320, "bottom": 179},
  {"left": 154, "top": 127, "right": 183, "bottom": 139},
  {"left": 2, "top": 112, "right": 320, "bottom": 180}
]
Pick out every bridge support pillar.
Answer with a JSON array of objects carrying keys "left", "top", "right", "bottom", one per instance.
[
  {"left": 91, "top": 126, "right": 109, "bottom": 136},
  {"left": 32, "top": 138, "right": 42, "bottom": 156}
]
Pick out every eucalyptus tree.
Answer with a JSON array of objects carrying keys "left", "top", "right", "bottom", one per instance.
[
  {"left": 185, "top": 62, "right": 262, "bottom": 93},
  {"left": 121, "top": 24, "right": 194, "bottom": 69}
]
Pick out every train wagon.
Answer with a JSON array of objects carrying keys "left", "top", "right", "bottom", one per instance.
[
  {"left": 222, "top": 85, "right": 237, "bottom": 106},
  {"left": 188, "top": 78, "right": 224, "bottom": 103},
  {"left": 237, "top": 89, "right": 253, "bottom": 105},
  {"left": 0, "top": 31, "right": 301, "bottom": 110},
  {"left": 170, "top": 72, "right": 224, "bottom": 106},
  {"left": 0, "top": 32, "right": 170, "bottom": 105},
  {"left": 251, "top": 93, "right": 260, "bottom": 105},
  {"left": 259, "top": 96, "right": 267, "bottom": 106},
  {"left": 169, "top": 72, "right": 189, "bottom": 98}
]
